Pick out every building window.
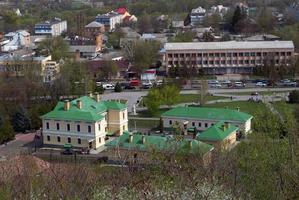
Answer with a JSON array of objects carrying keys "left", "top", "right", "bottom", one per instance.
[
  {"left": 250, "top": 52, "right": 255, "bottom": 57},
  {"left": 77, "top": 125, "right": 80, "bottom": 132},
  {"left": 199, "top": 122, "right": 201, "bottom": 127},
  {"left": 47, "top": 135, "right": 50, "bottom": 141},
  {"left": 123, "top": 112, "right": 125, "bottom": 120},
  {"left": 239, "top": 52, "right": 244, "bottom": 57},
  {"left": 57, "top": 136, "right": 61, "bottom": 142},
  {"left": 192, "top": 122, "right": 195, "bottom": 126},
  {"left": 123, "top": 125, "right": 125, "bottom": 131},
  {"left": 257, "top": 52, "right": 261, "bottom": 56},
  {"left": 221, "top": 53, "right": 226, "bottom": 57},
  {"left": 233, "top": 53, "right": 238, "bottom": 57},
  {"left": 99, "top": 137, "right": 101, "bottom": 143},
  {"left": 209, "top": 53, "right": 214, "bottom": 57},
  {"left": 68, "top": 137, "right": 71, "bottom": 143},
  {"left": 205, "top": 123, "right": 208, "bottom": 128},
  {"left": 245, "top": 52, "right": 250, "bottom": 57},
  {"left": 227, "top": 53, "right": 232, "bottom": 57},
  {"left": 46, "top": 122, "right": 49, "bottom": 129},
  {"left": 88, "top": 125, "right": 91, "bottom": 133},
  {"left": 78, "top": 138, "right": 81, "bottom": 144},
  {"left": 56, "top": 123, "right": 60, "bottom": 130},
  {"left": 169, "top": 120, "right": 172, "bottom": 125},
  {"left": 67, "top": 124, "right": 70, "bottom": 131}
]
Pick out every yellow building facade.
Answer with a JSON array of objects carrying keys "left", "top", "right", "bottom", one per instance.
[{"left": 41, "top": 94, "right": 128, "bottom": 149}]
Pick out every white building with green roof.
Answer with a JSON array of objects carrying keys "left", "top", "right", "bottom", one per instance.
[
  {"left": 41, "top": 94, "right": 128, "bottom": 150},
  {"left": 161, "top": 106, "right": 253, "bottom": 134}
]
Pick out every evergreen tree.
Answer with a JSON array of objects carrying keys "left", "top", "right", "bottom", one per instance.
[
  {"left": 10, "top": 106, "right": 31, "bottom": 133},
  {"left": 0, "top": 119, "right": 14, "bottom": 144}
]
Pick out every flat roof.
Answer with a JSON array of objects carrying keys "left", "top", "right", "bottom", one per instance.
[{"left": 165, "top": 41, "right": 294, "bottom": 51}]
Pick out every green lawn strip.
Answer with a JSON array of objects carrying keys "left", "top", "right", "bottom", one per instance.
[
  {"left": 178, "top": 94, "right": 228, "bottom": 103},
  {"left": 128, "top": 119, "right": 160, "bottom": 129},
  {"left": 217, "top": 91, "right": 291, "bottom": 96},
  {"left": 202, "top": 101, "right": 269, "bottom": 116}
]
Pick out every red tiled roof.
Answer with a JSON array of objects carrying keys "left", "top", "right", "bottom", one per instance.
[{"left": 116, "top": 7, "right": 128, "bottom": 14}]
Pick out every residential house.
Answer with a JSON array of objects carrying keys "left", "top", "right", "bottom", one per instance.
[
  {"left": 84, "top": 21, "right": 105, "bottom": 38},
  {"left": 34, "top": 18, "right": 67, "bottom": 36},
  {"left": 43, "top": 60, "right": 60, "bottom": 83},
  {"left": 196, "top": 121, "right": 238, "bottom": 150},
  {"left": 41, "top": 95, "right": 128, "bottom": 149},
  {"left": 96, "top": 11, "right": 122, "bottom": 32},
  {"left": 161, "top": 106, "right": 253, "bottom": 134},
  {"left": 190, "top": 6, "right": 206, "bottom": 25},
  {"left": 0, "top": 50, "right": 52, "bottom": 77},
  {"left": 0, "top": 30, "right": 30, "bottom": 52},
  {"left": 106, "top": 132, "right": 214, "bottom": 160}
]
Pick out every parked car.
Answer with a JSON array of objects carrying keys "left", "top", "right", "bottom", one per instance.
[
  {"left": 222, "top": 80, "right": 231, "bottom": 84},
  {"left": 251, "top": 92, "right": 259, "bottom": 96},
  {"left": 61, "top": 149, "right": 74, "bottom": 155},
  {"left": 142, "top": 82, "right": 153, "bottom": 89},
  {"left": 281, "top": 79, "right": 291, "bottom": 84},
  {"left": 234, "top": 81, "right": 246, "bottom": 88},
  {"left": 284, "top": 82, "right": 298, "bottom": 87},
  {"left": 208, "top": 80, "right": 219, "bottom": 84},
  {"left": 156, "top": 80, "right": 163, "bottom": 86},
  {"left": 211, "top": 83, "right": 222, "bottom": 88},
  {"left": 103, "top": 83, "right": 115, "bottom": 90},
  {"left": 256, "top": 82, "right": 267, "bottom": 87}
]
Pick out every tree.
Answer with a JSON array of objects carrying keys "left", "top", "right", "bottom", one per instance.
[
  {"left": 114, "top": 82, "right": 122, "bottom": 93},
  {"left": 99, "top": 61, "right": 118, "bottom": 80},
  {"left": 288, "top": 90, "right": 299, "bottom": 104},
  {"left": 10, "top": 106, "right": 31, "bottom": 133},
  {"left": 202, "top": 31, "right": 214, "bottom": 42},
  {"left": 0, "top": 119, "right": 14, "bottom": 144},
  {"left": 231, "top": 6, "right": 247, "bottom": 33},
  {"left": 108, "top": 28, "right": 125, "bottom": 49},
  {"left": 170, "top": 31, "right": 195, "bottom": 42},
  {"left": 256, "top": 7, "right": 275, "bottom": 32},
  {"left": 137, "top": 14, "right": 153, "bottom": 33},
  {"left": 123, "top": 40, "right": 160, "bottom": 75},
  {"left": 37, "top": 37, "right": 69, "bottom": 60},
  {"left": 160, "top": 84, "right": 180, "bottom": 108},
  {"left": 199, "top": 80, "right": 208, "bottom": 105},
  {"left": 145, "top": 88, "right": 162, "bottom": 115}
]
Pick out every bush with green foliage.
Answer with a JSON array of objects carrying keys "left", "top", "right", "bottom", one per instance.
[
  {"left": 10, "top": 106, "right": 31, "bottom": 133},
  {"left": 0, "top": 119, "right": 14, "bottom": 144},
  {"left": 114, "top": 82, "right": 123, "bottom": 93},
  {"left": 288, "top": 90, "right": 299, "bottom": 104}
]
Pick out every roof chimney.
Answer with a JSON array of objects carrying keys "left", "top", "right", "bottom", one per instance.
[
  {"left": 77, "top": 100, "right": 82, "bottom": 109},
  {"left": 236, "top": 107, "right": 240, "bottom": 112},
  {"left": 64, "top": 100, "right": 70, "bottom": 111},
  {"left": 141, "top": 135, "right": 146, "bottom": 144},
  {"left": 88, "top": 92, "right": 93, "bottom": 98},
  {"left": 129, "top": 134, "right": 133, "bottom": 143},
  {"left": 224, "top": 122, "right": 230, "bottom": 129},
  {"left": 95, "top": 92, "right": 100, "bottom": 102}
]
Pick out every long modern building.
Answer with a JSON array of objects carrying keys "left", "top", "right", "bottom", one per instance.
[{"left": 164, "top": 41, "right": 295, "bottom": 74}]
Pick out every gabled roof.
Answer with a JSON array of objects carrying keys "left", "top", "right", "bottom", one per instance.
[
  {"left": 106, "top": 132, "right": 213, "bottom": 154},
  {"left": 41, "top": 96, "right": 127, "bottom": 122},
  {"left": 196, "top": 121, "right": 238, "bottom": 141},
  {"left": 161, "top": 107, "right": 253, "bottom": 122},
  {"left": 85, "top": 21, "right": 104, "bottom": 28}
]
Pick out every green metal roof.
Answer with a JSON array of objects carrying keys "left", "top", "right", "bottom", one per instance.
[
  {"left": 41, "top": 96, "right": 127, "bottom": 122},
  {"left": 106, "top": 132, "right": 213, "bottom": 155},
  {"left": 161, "top": 107, "right": 252, "bottom": 122},
  {"left": 196, "top": 121, "right": 238, "bottom": 141}
]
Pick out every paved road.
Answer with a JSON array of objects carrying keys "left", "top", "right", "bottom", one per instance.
[
  {"left": 102, "top": 87, "right": 298, "bottom": 112},
  {"left": 0, "top": 133, "right": 38, "bottom": 158}
]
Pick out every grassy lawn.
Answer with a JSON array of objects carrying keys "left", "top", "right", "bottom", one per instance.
[
  {"left": 272, "top": 101, "right": 298, "bottom": 117},
  {"left": 137, "top": 108, "right": 170, "bottom": 118},
  {"left": 178, "top": 94, "right": 228, "bottom": 103},
  {"left": 204, "top": 101, "right": 269, "bottom": 115},
  {"left": 128, "top": 119, "right": 160, "bottom": 129},
  {"left": 218, "top": 91, "right": 291, "bottom": 96}
]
